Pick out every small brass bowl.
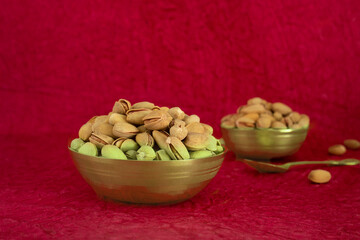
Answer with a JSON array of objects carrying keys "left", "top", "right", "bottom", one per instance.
[
  {"left": 221, "top": 126, "right": 309, "bottom": 161},
  {"left": 69, "top": 148, "right": 227, "bottom": 205}
]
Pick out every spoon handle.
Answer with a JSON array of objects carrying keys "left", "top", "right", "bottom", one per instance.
[{"left": 285, "top": 159, "right": 360, "bottom": 168}]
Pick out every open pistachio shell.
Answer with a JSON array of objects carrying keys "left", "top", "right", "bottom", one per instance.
[
  {"left": 101, "top": 145, "right": 127, "bottom": 160},
  {"left": 125, "top": 150, "right": 137, "bottom": 160},
  {"left": 70, "top": 138, "right": 85, "bottom": 151},
  {"left": 189, "top": 150, "right": 213, "bottom": 159},
  {"left": 183, "top": 133, "right": 210, "bottom": 151},
  {"left": 143, "top": 110, "right": 173, "bottom": 130},
  {"left": 169, "top": 125, "right": 188, "bottom": 140},
  {"left": 183, "top": 114, "right": 200, "bottom": 125},
  {"left": 126, "top": 108, "right": 152, "bottom": 125},
  {"left": 152, "top": 130, "right": 176, "bottom": 159},
  {"left": 168, "top": 107, "right": 185, "bottom": 120},
  {"left": 112, "top": 99, "right": 131, "bottom": 114},
  {"left": 136, "top": 145, "right": 156, "bottom": 161},
  {"left": 112, "top": 122, "right": 139, "bottom": 138},
  {"left": 131, "top": 101, "right": 155, "bottom": 110},
  {"left": 92, "top": 121, "right": 115, "bottom": 138},
  {"left": 112, "top": 138, "right": 126, "bottom": 148},
  {"left": 166, "top": 137, "right": 190, "bottom": 160},
  {"left": 78, "top": 142, "right": 98, "bottom": 156},
  {"left": 155, "top": 149, "right": 171, "bottom": 161},
  {"left": 89, "top": 133, "right": 114, "bottom": 149}
]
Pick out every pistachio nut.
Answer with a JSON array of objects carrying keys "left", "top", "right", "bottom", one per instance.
[
  {"left": 112, "top": 138, "right": 126, "bottom": 148},
  {"left": 184, "top": 132, "right": 210, "bottom": 151},
  {"left": 284, "top": 116, "right": 293, "bottom": 128},
  {"left": 108, "top": 113, "right": 127, "bottom": 125},
  {"left": 273, "top": 112, "right": 283, "bottom": 121},
  {"left": 240, "top": 104, "right": 266, "bottom": 114},
  {"left": 112, "top": 122, "right": 139, "bottom": 138},
  {"left": 214, "top": 145, "right": 224, "bottom": 154},
  {"left": 155, "top": 149, "right": 171, "bottom": 161},
  {"left": 256, "top": 117, "right": 272, "bottom": 128},
  {"left": 120, "top": 139, "right": 139, "bottom": 152},
  {"left": 125, "top": 150, "right": 137, "bottom": 160},
  {"left": 272, "top": 102, "right": 292, "bottom": 115},
  {"left": 160, "top": 106, "right": 169, "bottom": 112},
  {"left": 221, "top": 119, "right": 236, "bottom": 128},
  {"left": 166, "top": 137, "right": 190, "bottom": 160},
  {"left": 79, "top": 122, "right": 92, "bottom": 141},
  {"left": 70, "top": 138, "right": 85, "bottom": 151},
  {"left": 126, "top": 108, "right": 152, "bottom": 125},
  {"left": 87, "top": 116, "right": 98, "bottom": 124},
  {"left": 93, "top": 115, "right": 109, "bottom": 125},
  {"left": 271, "top": 121, "right": 287, "bottom": 129},
  {"left": 235, "top": 116, "right": 255, "bottom": 128},
  {"left": 78, "top": 142, "right": 98, "bottom": 156},
  {"left": 143, "top": 110, "right": 172, "bottom": 130},
  {"left": 184, "top": 114, "right": 200, "bottom": 125},
  {"left": 298, "top": 114, "right": 310, "bottom": 127},
  {"left": 92, "top": 121, "right": 115, "bottom": 138},
  {"left": 289, "top": 112, "right": 301, "bottom": 123},
  {"left": 152, "top": 130, "right": 170, "bottom": 153},
  {"left": 131, "top": 101, "right": 155, "bottom": 110},
  {"left": 206, "top": 136, "right": 218, "bottom": 152},
  {"left": 344, "top": 139, "right": 360, "bottom": 150},
  {"left": 89, "top": 133, "right": 114, "bottom": 149},
  {"left": 186, "top": 122, "right": 207, "bottom": 134},
  {"left": 168, "top": 107, "right": 185, "bottom": 120},
  {"left": 202, "top": 124, "right": 213, "bottom": 135},
  {"left": 101, "top": 145, "right": 127, "bottom": 160},
  {"left": 152, "top": 106, "right": 161, "bottom": 111},
  {"left": 190, "top": 150, "right": 213, "bottom": 159},
  {"left": 112, "top": 99, "right": 131, "bottom": 114},
  {"left": 135, "top": 132, "right": 155, "bottom": 147},
  {"left": 247, "top": 97, "right": 263, "bottom": 105},
  {"left": 136, "top": 145, "right": 156, "bottom": 161},
  {"left": 169, "top": 124, "right": 188, "bottom": 140},
  {"left": 242, "top": 113, "right": 259, "bottom": 121}
]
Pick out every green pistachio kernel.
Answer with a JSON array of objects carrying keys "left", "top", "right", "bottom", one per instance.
[
  {"left": 70, "top": 138, "right": 85, "bottom": 151},
  {"left": 190, "top": 150, "right": 213, "bottom": 159},
  {"left": 101, "top": 145, "right": 127, "bottom": 160},
  {"left": 125, "top": 150, "right": 137, "bottom": 160},
  {"left": 78, "top": 142, "right": 98, "bottom": 156},
  {"left": 214, "top": 145, "right": 224, "bottom": 154},
  {"left": 136, "top": 145, "right": 156, "bottom": 161},
  {"left": 120, "top": 139, "right": 139, "bottom": 152},
  {"left": 206, "top": 136, "right": 218, "bottom": 152},
  {"left": 155, "top": 149, "right": 171, "bottom": 161}
]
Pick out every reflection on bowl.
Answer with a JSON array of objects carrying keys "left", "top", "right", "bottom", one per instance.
[
  {"left": 69, "top": 148, "right": 227, "bottom": 205},
  {"left": 221, "top": 126, "right": 309, "bottom": 161}
]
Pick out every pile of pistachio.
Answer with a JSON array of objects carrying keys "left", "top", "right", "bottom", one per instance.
[
  {"left": 70, "top": 99, "right": 224, "bottom": 160},
  {"left": 221, "top": 97, "right": 310, "bottom": 129}
]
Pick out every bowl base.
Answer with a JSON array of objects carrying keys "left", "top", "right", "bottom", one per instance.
[{"left": 98, "top": 194, "right": 189, "bottom": 206}]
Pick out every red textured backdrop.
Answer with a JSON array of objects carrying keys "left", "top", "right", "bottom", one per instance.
[{"left": 1, "top": 0, "right": 360, "bottom": 239}]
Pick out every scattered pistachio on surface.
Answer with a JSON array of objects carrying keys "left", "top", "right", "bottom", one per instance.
[
  {"left": 308, "top": 169, "right": 331, "bottom": 184},
  {"left": 328, "top": 144, "right": 346, "bottom": 155},
  {"left": 344, "top": 139, "right": 360, "bottom": 150}
]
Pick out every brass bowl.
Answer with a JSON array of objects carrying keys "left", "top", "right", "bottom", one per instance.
[
  {"left": 221, "top": 126, "right": 309, "bottom": 161},
  {"left": 69, "top": 148, "right": 227, "bottom": 205}
]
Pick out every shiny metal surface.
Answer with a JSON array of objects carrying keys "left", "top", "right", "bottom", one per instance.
[
  {"left": 221, "top": 126, "right": 309, "bottom": 161},
  {"left": 69, "top": 148, "right": 227, "bottom": 205}
]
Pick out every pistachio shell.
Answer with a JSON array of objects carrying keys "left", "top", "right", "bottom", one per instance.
[
  {"left": 125, "top": 150, "right": 137, "bottom": 160},
  {"left": 202, "top": 124, "right": 213, "bottom": 135},
  {"left": 186, "top": 122, "right": 206, "bottom": 134},
  {"left": 168, "top": 107, "right": 185, "bottom": 120},
  {"left": 169, "top": 125, "right": 188, "bottom": 140},
  {"left": 131, "top": 101, "right": 155, "bottom": 110},
  {"left": 126, "top": 108, "right": 152, "bottom": 125},
  {"left": 273, "top": 112, "right": 283, "bottom": 121},
  {"left": 101, "top": 145, "right": 127, "bottom": 160},
  {"left": 184, "top": 133, "right": 210, "bottom": 151},
  {"left": 136, "top": 145, "right": 156, "bottom": 161},
  {"left": 112, "top": 122, "right": 139, "bottom": 138},
  {"left": 112, "top": 99, "right": 131, "bottom": 114},
  {"left": 298, "top": 114, "right": 310, "bottom": 127},
  {"left": 112, "top": 138, "right": 126, "bottom": 148},
  {"left": 160, "top": 106, "right": 169, "bottom": 112},
  {"left": 184, "top": 114, "right": 200, "bottom": 125},
  {"left": 235, "top": 117, "right": 255, "bottom": 128},
  {"left": 240, "top": 104, "right": 266, "bottom": 114},
  {"left": 214, "top": 145, "right": 224, "bottom": 154},
  {"left": 108, "top": 113, "right": 127, "bottom": 125},
  {"left": 143, "top": 110, "right": 173, "bottom": 130},
  {"left": 87, "top": 116, "right": 98, "bottom": 124},
  {"left": 156, "top": 149, "right": 171, "bottom": 161},
  {"left": 271, "top": 121, "right": 287, "bottom": 129},
  {"left": 247, "top": 97, "right": 264, "bottom": 105},
  {"left": 221, "top": 119, "right": 236, "bottom": 128},
  {"left": 137, "top": 125, "right": 147, "bottom": 132},
  {"left": 120, "top": 139, "right": 139, "bottom": 152},
  {"left": 89, "top": 133, "right": 114, "bottom": 149},
  {"left": 94, "top": 115, "right": 109, "bottom": 125},
  {"left": 79, "top": 122, "right": 92, "bottom": 141},
  {"left": 135, "top": 132, "right": 155, "bottom": 147},
  {"left": 78, "top": 142, "right": 98, "bottom": 156},
  {"left": 272, "top": 102, "right": 292, "bottom": 115},
  {"left": 92, "top": 122, "right": 115, "bottom": 138},
  {"left": 190, "top": 150, "right": 213, "bottom": 159},
  {"left": 289, "top": 112, "right": 301, "bottom": 123},
  {"left": 152, "top": 130, "right": 170, "bottom": 150},
  {"left": 166, "top": 137, "right": 190, "bottom": 160},
  {"left": 70, "top": 138, "right": 85, "bottom": 151},
  {"left": 256, "top": 117, "right": 272, "bottom": 128}
]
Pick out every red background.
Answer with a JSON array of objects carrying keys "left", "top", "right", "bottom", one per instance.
[{"left": 1, "top": 0, "right": 360, "bottom": 239}]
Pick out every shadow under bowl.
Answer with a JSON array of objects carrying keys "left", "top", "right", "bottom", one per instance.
[
  {"left": 221, "top": 126, "right": 309, "bottom": 161},
  {"left": 69, "top": 148, "right": 227, "bottom": 205}
]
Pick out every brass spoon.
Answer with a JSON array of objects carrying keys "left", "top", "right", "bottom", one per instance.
[{"left": 241, "top": 158, "right": 360, "bottom": 173}]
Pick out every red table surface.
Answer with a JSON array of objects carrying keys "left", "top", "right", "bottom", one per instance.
[{"left": 1, "top": 0, "right": 360, "bottom": 239}]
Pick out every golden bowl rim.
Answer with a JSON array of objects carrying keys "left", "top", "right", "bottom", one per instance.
[{"left": 68, "top": 146, "right": 228, "bottom": 163}]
